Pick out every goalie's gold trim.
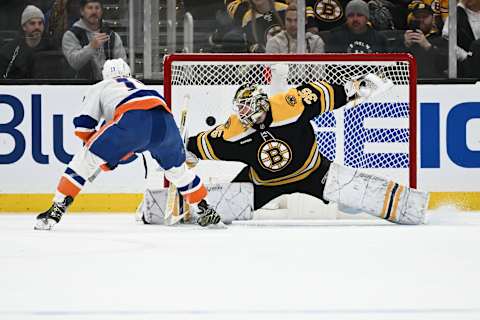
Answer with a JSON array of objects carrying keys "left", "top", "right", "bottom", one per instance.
[
  {"left": 249, "top": 143, "right": 321, "bottom": 186},
  {"left": 196, "top": 132, "right": 208, "bottom": 159},
  {"left": 196, "top": 131, "right": 220, "bottom": 160},
  {"left": 269, "top": 89, "right": 304, "bottom": 124},
  {"left": 390, "top": 185, "right": 405, "bottom": 222},
  {"left": 381, "top": 181, "right": 395, "bottom": 219},
  {"left": 310, "top": 81, "right": 335, "bottom": 112}
]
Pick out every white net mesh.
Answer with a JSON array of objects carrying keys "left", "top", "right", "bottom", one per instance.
[
  {"left": 171, "top": 61, "right": 409, "bottom": 87},
  {"left": 166, "top": 55, "right": 414, "bottom": 186}
]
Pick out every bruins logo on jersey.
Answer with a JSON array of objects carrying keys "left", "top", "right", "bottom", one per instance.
[
  {"left": 314, "top": 0, "right": 343, "bottom": 22},
  {"left": 285, "top": 94, "right": 297, "bottom": 106},
  {"left": 257, "top": 139, "right": 292, "bottom": 172}
]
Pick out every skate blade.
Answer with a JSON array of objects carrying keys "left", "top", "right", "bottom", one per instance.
[
  {"left": 34, "top": 219, "right": 55, "bottom": 231},
  {"left": 206, "top": 221, "right": 227, "bottom": 229}
]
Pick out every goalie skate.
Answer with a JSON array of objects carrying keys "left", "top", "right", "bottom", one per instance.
[{"left": 34, "top": 196, "right": 74, "bottom": 230}]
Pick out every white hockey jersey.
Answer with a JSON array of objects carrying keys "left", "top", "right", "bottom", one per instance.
[{"left": 73, "top": 77, "right": 169, "bottom": 142}]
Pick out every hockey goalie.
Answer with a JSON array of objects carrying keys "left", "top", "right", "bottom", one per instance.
[{"left": 140, "top": 69, "right": 429, "bottom": 225}]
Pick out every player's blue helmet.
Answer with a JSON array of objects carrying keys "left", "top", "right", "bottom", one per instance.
[
  {"left": 102, "top": 59, "right": 131, "bottom": 80},
  {"left": 233, "top": 84, "right": 270, "bottom": 127}
]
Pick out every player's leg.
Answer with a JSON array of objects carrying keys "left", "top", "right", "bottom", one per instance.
[
  {"left": 35, "top": 145, "right": 108, "bottom": 230},
  {"left": 323, "top": 163, "right": 429, "bottom": 225},
  {"left": 148, "top": 108, "right": 221, "bottom": 226},
  {"left": 35, "top": 111, "right": 151, "bottom": 230}
]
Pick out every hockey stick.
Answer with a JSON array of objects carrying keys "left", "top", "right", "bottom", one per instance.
[
  {"left": 164, "top": 95, "right": 191, "bottom": 225},
  {"left": 88, "top": 167, "right": 101, "bottom": 183}
]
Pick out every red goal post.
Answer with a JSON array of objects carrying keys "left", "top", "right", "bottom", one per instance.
[{"left": 163, "top": 53, "right": 417, "bottom": 188}]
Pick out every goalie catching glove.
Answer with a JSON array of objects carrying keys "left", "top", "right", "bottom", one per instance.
[{"left": 344, "top": 73, "right": 394, "bottom": 105}]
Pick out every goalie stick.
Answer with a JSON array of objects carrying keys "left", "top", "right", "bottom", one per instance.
[{"left": 164, "top": 95, "right": 191, "bottom": 225}]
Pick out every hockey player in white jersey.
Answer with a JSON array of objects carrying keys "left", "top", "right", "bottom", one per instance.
[{"left": 35, "top": 59, "right": 221, "bottom": 230}]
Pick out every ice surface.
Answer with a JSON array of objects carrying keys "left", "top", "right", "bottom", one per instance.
[{"left": 1, "top": 211, "right": 480, "bottom": 320}]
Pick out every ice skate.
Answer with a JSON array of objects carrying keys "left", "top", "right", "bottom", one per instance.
[
  {"left": 34, "top": 196, "right": 74, "bottom": 230},
  {"left": 196, "top": 199, "right": 224, "bottom": 228}
]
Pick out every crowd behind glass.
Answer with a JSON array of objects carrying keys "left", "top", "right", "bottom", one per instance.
[{"left": 1, "top": 0, "right": 479, "bottom": 80}]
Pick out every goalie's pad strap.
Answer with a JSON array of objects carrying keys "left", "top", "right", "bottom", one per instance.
[{"left": 381, "top": 182, "right": 404, "bottom": 221}]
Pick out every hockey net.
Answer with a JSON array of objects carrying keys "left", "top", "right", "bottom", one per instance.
[{"left": 163, "top": 53, "right": 416, "bottom": 219}]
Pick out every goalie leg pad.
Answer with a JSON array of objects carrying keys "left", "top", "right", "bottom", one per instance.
[
  {"left": 138, "top": 183, "right": 254, "bottom": 224},
  {"left": 323, "top": 163, "right": 429, "bottom": 225}
]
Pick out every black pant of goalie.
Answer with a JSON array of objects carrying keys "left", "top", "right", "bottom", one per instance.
[{"left": 232, "top": 161, "right": 331, "bottom": 210}]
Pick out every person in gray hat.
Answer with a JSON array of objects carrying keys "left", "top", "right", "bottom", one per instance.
[
  {"left": 62, "top": 0, "right": 127, "bottom": 80},
  {"left": 324, "top": 0, "right": 388, "bottom": 53},
  {"left": 0, "top": 5, "right": 54, "bottom": 78}
]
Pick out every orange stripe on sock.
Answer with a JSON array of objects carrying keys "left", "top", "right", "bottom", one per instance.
[
  {"left": 57, "top": 176, "right": 81, "bottom": 198},
  {"left": 183, "top": 185, "right": 207, "bottom": 204}
]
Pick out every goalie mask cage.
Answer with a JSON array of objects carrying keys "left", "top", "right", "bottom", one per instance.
[{"left": 163, "top": 53, "right": 417, "bottom": 189}]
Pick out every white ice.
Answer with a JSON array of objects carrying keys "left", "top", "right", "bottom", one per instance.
[{"left": 1, "top": 210, "right": 480, "bottom": 320}]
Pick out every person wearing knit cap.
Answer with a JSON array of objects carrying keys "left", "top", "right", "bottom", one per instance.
[
  {"left": 0, "top": 5, "right": 53, "bottom": 78},
  {"left": 401, "top": 0, "right": 448, "bottom": 78},
  {"left": 346, "top": 0, "right": 370, "bottom": 20},
  {"left": 324, "top": 0, "right": 388, "bottom": 53},
  {"left": 21, "top": 5, "right": 45, "bottom": 26},
  {"left": 62, "top": 0, "right": 126, "bottom": 80},
  {"left": 345, "top": 0, "right": 370, "bottom": 34}
]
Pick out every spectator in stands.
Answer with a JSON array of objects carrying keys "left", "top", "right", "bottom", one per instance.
[
  {"left": 0, "top": 5, "right": 54, "bottom": 79},
  {"left": 403, "top": 1, "right": 447, "bottom": 77},
  {"left": 224, "top": 0, "right": 288, "bottom": 53},
  {"left": 408, "top": 0, "right": 448, "bottom": 33},
  {"left": 266, "top": 3, "right": 324, "bottom": 53},
  {"left": 306, "top": 0, "right": 401, "bottom": 33},
  {"left": 443, "top": 0, "right": 480, "bottom": 78},
  {"left": 324, "top": 0, "right": 387, "bottom": 53},
  {"left": 62, "top": 0, "right": 126, "bottom": 80}
]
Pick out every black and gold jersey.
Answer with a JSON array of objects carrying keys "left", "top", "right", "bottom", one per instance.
[
  {"left": 187, "top": 82, "right": 348, "bottom": 187},
  {"left": 225, "top": 0, "right": 287, "bottom": 51}
]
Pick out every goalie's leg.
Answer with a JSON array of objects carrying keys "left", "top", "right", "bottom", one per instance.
[{"left": 323, "top": 163, "right": 429, "bottom": 225}]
